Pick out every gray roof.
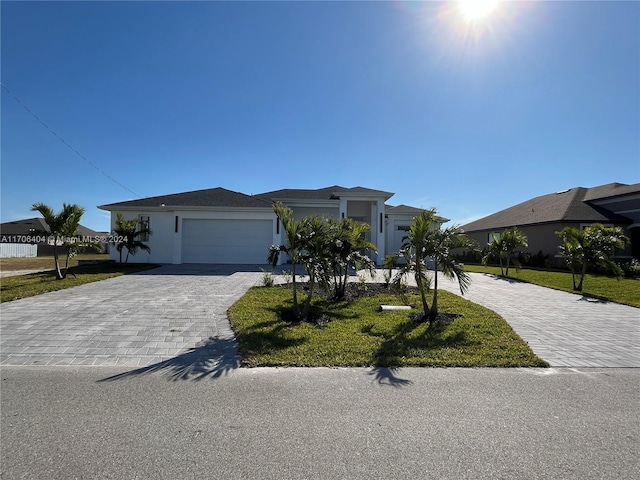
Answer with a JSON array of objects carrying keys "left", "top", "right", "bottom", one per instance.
[
  {"left": 385, "top": 204, "right": 450, "bottom": 223},
  {"left": 0, "top": 217, "right": 101, "bottom": 237},
  {"left": 254, "top": 185, "right": 394, "bottom": 202},
  {"left": 582, "top": 182, "right": 640, "bottom": 202},
  {"left": 99, "top": 187, "right": 271, "bottom": 209},
  {"left": 462, "top": 184, "right": 635, "bottom": 232}
]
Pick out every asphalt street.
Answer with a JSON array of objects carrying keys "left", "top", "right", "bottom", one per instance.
[{"left": 1, "top": 366, "right": 638, "bottom": 480}]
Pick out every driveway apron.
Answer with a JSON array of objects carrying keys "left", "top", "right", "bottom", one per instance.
[
  {"left": 435, "top": 272, "right": 640, "bottom": 367},
  {"left": 0, "top": 264, "right": 263, "bottom": 368}
]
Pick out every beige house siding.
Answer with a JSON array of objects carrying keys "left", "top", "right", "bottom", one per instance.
[{"left": 467, "top": 221, "right": 633, "bottom": 262}]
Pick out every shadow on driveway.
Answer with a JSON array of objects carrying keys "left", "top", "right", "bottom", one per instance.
[{"left": 98, "top": 337, "right": 240, "bottom": 382}]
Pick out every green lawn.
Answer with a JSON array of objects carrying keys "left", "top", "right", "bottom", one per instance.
[
  {"left": 464, "top": 265, "right": 640, "bottom": 308},
  {"left": 1, "top": 262, "right": 159, "bottom": 302},
  {"left": 0, "top": 253, "right": 109, "bottom": 271},
  {"left": 228, "top": 286, "right": 549, "bottom": 368}
]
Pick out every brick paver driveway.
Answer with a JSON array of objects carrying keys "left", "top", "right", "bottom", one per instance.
[
  {"left": 2, "top": 266, "right": 638, "bottom": 369},
  {"left": 435, "top": 272, "right": 640, "bottom": 367},
  {"left": 0, "top": 264, "right": 264, "bottom": 369}
]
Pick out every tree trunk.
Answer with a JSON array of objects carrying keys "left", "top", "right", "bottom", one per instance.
[
  {"left": 302, "top": 271, "right": 315, "bottom": 319},
  {"left": 414, "top": 261, "right": 429, "bottom": 319},
  {"left": 576, "top": 263, "right": 586, "bottom": 292},
  {"left": 505, "top": 256, "right": 510, "bottom": 277},
  {"left": 429, "top": 264, "right": 439, "bottom": 324},
  {"left": 53, "top": 245, "right": 64, "bottom": 280},
  {"left": 291, "top": 262, "right": 299, "bottom": 318}
]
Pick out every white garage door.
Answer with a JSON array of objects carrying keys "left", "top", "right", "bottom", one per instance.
[{"left": 182, "top": 219, "right": 273, "bottom": 264}]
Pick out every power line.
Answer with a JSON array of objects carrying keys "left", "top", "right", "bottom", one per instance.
[{"left": 1, "top": 82, "right": 141, "bottom": 198}]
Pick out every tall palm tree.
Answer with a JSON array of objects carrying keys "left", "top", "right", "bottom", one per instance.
[
  {"left": 31, "top": 202, "right": 85, "bottom": 279},
  {"left": 112, "top": 212, "right": 151, "bottom": 264}
]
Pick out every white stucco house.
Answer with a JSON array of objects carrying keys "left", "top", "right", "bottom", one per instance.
[{"left": 98, "top": 185, "right": 447, "bottom": 265}]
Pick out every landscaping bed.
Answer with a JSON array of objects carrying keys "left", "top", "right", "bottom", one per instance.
[{"left": 228, "top": 284, "right": 549, "bottom": 368}]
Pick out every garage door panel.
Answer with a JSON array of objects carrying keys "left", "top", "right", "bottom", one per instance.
[{"left": 182, "top": 219, "right": 272, "bottom": 264}]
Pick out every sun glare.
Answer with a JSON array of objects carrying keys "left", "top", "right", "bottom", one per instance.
[{"left": 458, "top": 0, "right": 499, "bottom": 21}]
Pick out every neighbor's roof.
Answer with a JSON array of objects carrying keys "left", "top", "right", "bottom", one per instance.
[
  {"left": 0, "top": 217, "right": 101, "bottom": 236},
  {"left": 98, "top": 187, "right": 272, "bottom": 209},
  {"left": 462, "top": 183, "right": 636, "bottom": 232},
  {"left": 582, "top": 182, "right": 640, "bottom": 202}
]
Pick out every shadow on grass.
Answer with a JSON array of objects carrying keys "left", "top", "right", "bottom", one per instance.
[
  {"left": 98, "top": 337, "right": 239, "bottom": 382},
  {"left": 369, "top": 315, "right": 469, "bottom": 368},
  {"left": 235, "top": 314, "right": 309, "bottom": 362}
]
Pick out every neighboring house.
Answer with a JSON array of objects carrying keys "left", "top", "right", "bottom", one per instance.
[
  {"left": 0, "top": 217, "right": 104, "bottom": 257},
  {"left": 98, "top": 186, "right": 447, "bottom": 265},
  {"left": 461, "top": 182, "right": 640, "bottom": 261}
]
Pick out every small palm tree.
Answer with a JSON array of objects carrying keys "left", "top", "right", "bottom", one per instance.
[
  {"left": 556, "top": 224, "right": 628, "bottom": 292},
  {"left": 391, "top": 209, "right": 436, "bottom": 319},
  {"left": 31, "top": 202, "right": 86, "bottom": 279},
  {"left": 268, "top": 203, "right": 307, "bottom": 319},
  {"left": 500, "top": 227, "right": 528, "bottom": 276},
  {"left": 112, "top": 212, "right": 151, "bottom": 264},
  {"left": 390, "top": 209, "right": 473, "bottom": 324},
  {"left": 427, "top": 225, "right": 473, "bottom": 322},
  {"left": 482, "top": 232, "right": 505, "bottom": 275},
  {"left": 483, "top": 227, "right": 528, "bottom": 276},
  {"left": 326, "top": 217, "right": 377, "bottom": 299}
]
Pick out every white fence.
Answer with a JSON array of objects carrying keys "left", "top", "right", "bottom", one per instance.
[{"left": 0, "top": 243, "right": 38, "bottom": 258}]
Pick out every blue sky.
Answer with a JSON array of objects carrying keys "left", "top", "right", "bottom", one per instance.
[{"left": 2, "top": 0, "right": 639, "bottom": 232}]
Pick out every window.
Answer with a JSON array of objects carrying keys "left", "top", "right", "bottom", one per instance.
[
  {"left": 488, "top": 232, "right": 501, "bottom": 243},
  {"left": 397, "top": 225, "right": 411, "bottom": 232},
  {"left": 139, "top": 215, "right": 150, "bottom": 241}
]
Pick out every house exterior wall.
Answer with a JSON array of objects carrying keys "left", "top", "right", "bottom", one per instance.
[
  {"left": 290, "top": 206, "right": 339, "bottom": 221},
  {"left": 109, "top": 209, "right": 277, "bottom": 264},
  {"left": 466, "top": 221, "right": 634, "bottom": 263}
]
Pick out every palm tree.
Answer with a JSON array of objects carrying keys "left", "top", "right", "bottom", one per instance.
[
  {"left": 556, "top": 224, "right": 628, "bottom": 292},
  {"left": 500, "top": 227, "right": 528, "bottom": 276},
  {"left": 482, "top": 232, "right": 505, "bottom": 275},
  {"left": 483, "top": 228, "right": 528, "bottom": 276},
  {"left": 426, "top": 225, "right": 473, "bottom": 322},
  {"left": 112, "top": 212, "right": 151, "bottom": 264},
  {"left": 268, "top": 203, "right": 307, "bottom": 319},
  {"left": 326, "top": 217, "right": 377, "bottom": 299},
  {"left": 31, "top": 202, "right": 86, "bottom": 279},
  {"left": 390, "top": 209, "right": 473, "bottom": 324},
  {"left": 389, "top": 209, "right": 437, "bottom": 320}
]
